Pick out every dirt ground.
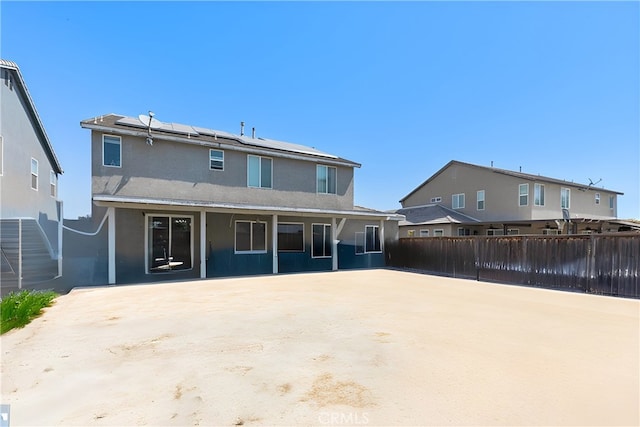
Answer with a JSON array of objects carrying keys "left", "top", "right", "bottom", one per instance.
[{"left": 1, "top": 269, "right": 638, "bottom": 426}]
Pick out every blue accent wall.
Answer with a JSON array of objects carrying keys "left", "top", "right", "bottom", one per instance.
[
  {"left": 207, "top": 248, "right": 272, "bottom": 277},
  {"left": 337, "top": 242, "right": 385, "bottom": 270}
]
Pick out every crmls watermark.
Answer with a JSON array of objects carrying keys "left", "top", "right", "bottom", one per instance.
[{"left": 318, "top": 411, "right": 369, "bottom": 425}]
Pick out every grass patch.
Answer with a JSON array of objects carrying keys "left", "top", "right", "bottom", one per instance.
[{"left": 1, "top": 290, "right": 57, "bottom": 334}]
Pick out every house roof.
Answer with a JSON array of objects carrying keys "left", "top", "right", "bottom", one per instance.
[
  {"left": 399, "top": 160, "right": 623, "bottom": 203},
  {"left": 92, "top": 194, "right": 405, "bottom": 221},
  {"left": 81, "top": 113, "right": 361, "bottom": 168},
  {"left": 396, "top": 203, "right": 479, "bottom": 226},
  {"left": 1, "top": 59, "right": 63, "bottom": 174}
]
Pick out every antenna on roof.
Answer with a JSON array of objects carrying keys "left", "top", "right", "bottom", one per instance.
[
  {"left": 588, "top": 178, "right": 602, "bottom": 187},
  {"left": 138, "top": 111, "right": 161, "bottom": 146}
]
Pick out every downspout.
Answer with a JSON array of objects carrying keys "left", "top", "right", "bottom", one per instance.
[{"left": 18, "top": 219, "right": 22, "bottom": 289}]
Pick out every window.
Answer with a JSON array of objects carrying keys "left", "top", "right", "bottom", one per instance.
[
  {"left": 50, "top": 171, "right": 56, "bottom": 197},
  {"left": 419, "top": 229, "right": 430, "bottom": 237},
  {"left": 248, "top": 155, "right": 272, "bottom": 188},
  {"left": 507, "top": 228, "right": 520, "bottom": 235},
  {"left": 452, "top": 193, "right": 465, "bottom": 209},
  {"left": 561, "top": 188, "right": 570, "bottom": 209},
  {"left": 365, "top": 225, "right": 381, "bottom": 253},
  {"left": 235, "top": 220, "right": 267, "bottom": 253},
  {"left": 0, "top": 135, "right": 3, "bottom": 175},
  {"left": 487, "top": 229, "right": 504, "bottom": 236},
  {"left": 407, "top": 230, "right": 415, "bottom": 237},
  {"left": 278, "top": 223, "right": 304, "bottom": 252},
  {"left": 543, "top": 229, "right": 559, "bottom": 235},
  {"left": 595, "top": 193, "right": 600, "bottom": 205},
  {"left": 210, "top": 149, "right": 224, "bottom": 170},
  {"left": 312, "top": 224, "right": 332, "bottom": 258},
  {"left": 103, "top": 135, "right": 121, "bottom": 167},
  {"left": 433, "top": 229, "right": 444, "bottom": 237},
  {"left": 430, "top": 197, "right": 442, "bottom": 203},
  {"left": 519, "top": 184, "right": 529, "bottom": 206},
  {"left": 355, "top": 232, "right": 365, "bottom": 254},
  {"left": 31, "top": 158, "right": 38, "bottom": 190},
  {"left": 534, "top": 184, "right": 545, "bottom": 206},
  {"left": 317, "top": 165, "right": 337, "bottom": 194},
  {"left": 609, "top": 195, "right": 614, "bottom": 210},
  {"left": 147, "top": 215, "right": 193, "bottom": 273},
  {"left": 477, "top": 190, "right": 485, "bottom": 210},
  {"left": 457, "top": 227, "right": 470, "bottom": 236}
]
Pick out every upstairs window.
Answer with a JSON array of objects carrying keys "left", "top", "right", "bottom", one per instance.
[
  {"left": 452, "top": 193, "right": 465, "bottom": 209},
  {"left": 519, "top": 184, "right": 529, "bottom": 206},
  {"left": 210, "top": 149, "right": 224, "bottom": 170},
  {"left": 103, "top": 135, "right": 121, "bottom": 167},
  {"left": 561, "top": 188, "right": 571, "bottom": 209},
  {"left": 609, "top": 195, "right": 614, "bottom": 210},
  {"left": 534, "top": 184, "right": 545, "bottom": 206},
  {"left": 248, "top": 155, "right": 272, "bottom": 188},
  {"left": 595, "top": 193, "right": 600, "bottom": 205},
  {"left": 476, "top": 190, "right": 485, "bottom": 210},
  {"left": 317, "top": 165, "right": 337, "bottom": 194},
  {"left": 31, "top": 158, "right": 38, "bottom": 190},
  {"left": 430, "top": 197, "right": 442, "bottom": 203},
  {"left": 50, "top": 170, "right": 56, "bottom": 197}
]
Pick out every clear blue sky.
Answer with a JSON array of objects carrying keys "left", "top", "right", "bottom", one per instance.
[{"left": 2, "top": 1, "right": 638, "bottom": 220}]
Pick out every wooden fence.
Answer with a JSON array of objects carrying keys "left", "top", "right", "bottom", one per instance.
[{"left": 386, "top": 233, "right": 640, "bottom": 298}]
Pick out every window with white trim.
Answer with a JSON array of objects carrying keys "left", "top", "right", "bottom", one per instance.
[
  {"left": 476, "top": 190, "right": 485, "bottom": 210},
  {"left": 103, "top": 135, "right": 121, "bottom": 167},
  {"left": 355, "top": 232, "right": 365, "bottom": 254},
  {"left": 278, "top": 223, "right": 304, "bottom": 252},
  {"left": 312, "top": 224, "right": 332, "bottom": 258},
  {"left": 235, "top": 220, "right": 267, "bottom": 253},
  {"left": 50, "top": 170, "right": 56, "bottom": 197},
  {"left": 247, "top": 155, "right": 272, "bottom": 188},
  {"left": 419, "top": 229, "right": 429, "bottom": 237},
  {"left": 507, "top": 228, "right": 520, "bottom": 235},
  {"left": 210, "top": 149, "right": 224, "bottom": 170},
  {"left": 433, "top": 229, "right": 444, "bottom": 237},
  {"left": 452, "top": 193, "right": 465, "bottom": 209},
  {"left": 543, "top": 229, "right": 559, "bottom": 235},
  {"left": 519, "top": 184, "right": 528, "bottom": 206},
  {"left": 317, "top": 165, "right": 337, "bottom": 194},
  {"left": 609, "top": 195, "right": 614, "bottom": 210},
  {"left": 430, "top": 197, "right": 442, "bottom": 203},
  {"left": 147, "top": 215, "right": 193, "bottom": 273},
  {"left": 595, "top": 193, "right": 600, "bottom": 205},
  {"left": 561, "top": 188, "right": 570, "bottom": 209},
  {"left": 365, "top": 225, "right": 381, "bottom": 253},
  {"left": 534, "top": 183, "right": 545, "bottom": 206},
  {"left": 31, "top": 158, "right": 38, "bottom": 190},
  {"left": 487, "top": 229, "right": 504, "bottom": 236}
]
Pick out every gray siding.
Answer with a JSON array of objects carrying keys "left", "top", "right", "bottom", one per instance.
[
  {"left": 92, "top": 131, "right": 355, "bottom": 211},
  {"left": 0, "top": 67, "right": 60, "bottom": 253}
]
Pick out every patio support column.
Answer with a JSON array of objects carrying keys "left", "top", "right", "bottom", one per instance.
[
  {"left": 332, "top": 217, "right": 338, "bottom": 271},
  {"left": 200, "top": 209, "right": 206, "bottom": 279},
  {"left": 380, "top": 218, "right": 385, "bottom": 252},
  {"left": 108, "top": 207, "right": 115, "bottom": 284},
  {"left": 272, "top": 214, "right": 278, "bottom": 274}
]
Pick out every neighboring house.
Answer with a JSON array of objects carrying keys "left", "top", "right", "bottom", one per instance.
[
  {"left": 0, "top": 59, "right": 64, "bottom": 292},
  {"left": 81, "top": 113, "right": 402, "bottom": 285},
  {"left": 398, "top": 160, "right": 635, "bottom": 237}
]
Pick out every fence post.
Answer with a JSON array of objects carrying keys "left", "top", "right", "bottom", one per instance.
[
  {"left": 474, "top": 237, "right": 480, "bottom": 281},
  {"left": 18, "top": 218, "right": 22, "bottom": 290}
]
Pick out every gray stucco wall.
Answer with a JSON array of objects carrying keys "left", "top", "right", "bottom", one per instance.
[
  {"left": 91, "top": 131, "right": 355, "bottom": 211},
  {"left": 0, "top": 67, "right": 60, "bottom": 254}
]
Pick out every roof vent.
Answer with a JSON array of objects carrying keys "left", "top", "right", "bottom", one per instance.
[
  {"left": 240, "top": 121, "right": 245, "bottom": 136},
  {"left": 252, "top": 127, "right": 256, "bottom": 139}
]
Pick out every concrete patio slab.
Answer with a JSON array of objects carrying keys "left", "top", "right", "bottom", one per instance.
[{"left": 1, "top": 269, "right": 638, "bottom": 426}]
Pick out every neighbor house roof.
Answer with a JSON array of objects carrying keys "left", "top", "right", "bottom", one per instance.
[
  {"left": 81, "top": 113, "right": 361, "bottom": 168},
  {"left": 400, "top": 160, "right": 623, "bottom": 204},
  {"left": 1, "top": 59, "right": 63, "bottom": 174},
  {"left": 396, "top": 204, "right": 479, "bottom": 227}
]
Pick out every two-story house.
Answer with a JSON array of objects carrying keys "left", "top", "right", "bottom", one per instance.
[
  {"left": 397, "top": 160, "right": 632, "bottom": 237},
  {"left": 0, "top": 59, "right": 64, "bottom": 293},
  {"left": 81, "top": 113, "right": 401, "bottom": 285}
]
